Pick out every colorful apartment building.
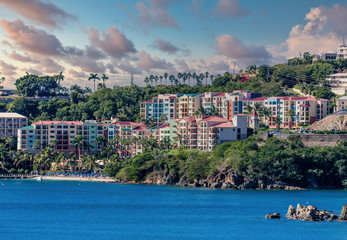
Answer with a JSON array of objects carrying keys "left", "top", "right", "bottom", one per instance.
[
  {"left": 18, "top": 121, "right": 104, "bottom": 155},
  {"left": 140, "top": 94, "right": 181, "bottom": 122},
  {"left": 245, "top": 96, "right": 329, "bottom": 128},
  {"left": 177, "top": 93, "right": 202, "bottom": 118},
  {"left": 0, "top": 112, "right": 27, "bottom": 138},
  {"left": 176, "top": 114, "right": 247, "bottom": 151},
  {"left": 221, "top": 90, "right": 262, "bottom": 120}
]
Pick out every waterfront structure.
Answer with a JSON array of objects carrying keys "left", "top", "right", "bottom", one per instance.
[
  {"left": 245, "top": 96, "right": 329, "bottom": 129},
  {"left": 336, "top": 96, "right": 347, "bottom": 111},
  {"left": 326, "top": 73, "right": 347, "bottom": 95},
  {"left": 0, "top": 113, "right": 27, "bottom": 138},
  {"left": 18, "top": 121, "right": 104, "bottom": 155},
  {"left": 176, "top": 114, "right": 247, "bottom": 151}
]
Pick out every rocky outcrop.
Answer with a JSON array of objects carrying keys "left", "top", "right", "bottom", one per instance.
[
  {"left": 286, "top": 204, "right": 346, "bottom": 222},
  {"left": 265, "top": 213, "right": 281, "bottom": 219},
  {"left": 340, "top": 205, "right": 347, "bottom": 221}
]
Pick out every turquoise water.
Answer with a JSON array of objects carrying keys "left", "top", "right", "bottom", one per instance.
[{"left": 0, "top": 180, "right": 346, "bottom": 240}]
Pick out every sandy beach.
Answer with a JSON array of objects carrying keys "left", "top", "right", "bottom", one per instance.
[{"left": 39, "top": 176, "right": 116, "bottom": 183}]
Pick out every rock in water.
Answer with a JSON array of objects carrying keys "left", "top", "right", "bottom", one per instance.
[
  {"left": 340, "top": 205, "right": 347, "bottom": 221},
  {"left": 286, "top": 205, "right": 296, "bottom": 219},
  {"left": 265, "top": 213, "right": 281, "bottom": 219}
]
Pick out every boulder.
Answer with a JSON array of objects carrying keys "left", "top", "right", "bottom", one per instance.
[
  {"left": 339, "top": 205, "right": 347, "bottom": 221},
  {"left": 286, "top": 205, "right": 296, "bottom": 219},
  {"left": 265, "top": 213, "right": 281, "bottom": 219},
  {"left": 211, "top": 182, "right": 222, "bottom": 189}
]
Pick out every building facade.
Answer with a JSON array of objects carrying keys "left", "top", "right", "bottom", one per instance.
[
  {"left": 245, "top": 96, "right": 329, "bottom": 128},
  {"left": 18, "top": 121, "right": 104, "bottom": 155},
  {"left": 326, "top": 73, "right": 347, "bottom": 95},
  {"left": 0, "top": 113, "right": 27, "bottom": 139},
  {"left": 176, "top": 114, "right": 247, "bottom": 151},
  {"left": 336, "top": 96, "right": 347, "bottom": 111}
]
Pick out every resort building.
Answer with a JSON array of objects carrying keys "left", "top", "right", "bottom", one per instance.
[
  {"left": 221, "top": 90, "right": 261, "bottom": 120},
  {"left": 245, "top": 96, "right": 329, "bottom": 129},
  {"left": 176, "top": 114, "right": 247, "bottom": 151},
  {"left": 18, "top": 121, "right": 104, "bottom": 155},
  {"left": 177, "top": 93, "right": 202, "bottom": 118},
  {"left": 140, "top": 94, "right": 181, "bottom": 122},
  {"left": 336, "top": 96, "right": 347, "bottom": 111},
  {"left": 0, "top": 112, "right": 27, "bottom": 139},
  {"left": 141, "top": 91, "right": 261, "bottom": 123},
  {"left": 326, "top": 73, "right": 347, "bottom": 95}
]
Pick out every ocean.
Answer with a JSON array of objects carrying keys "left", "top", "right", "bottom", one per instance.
[{"left": 0, "top": 180, "right": 346, "bottom": 240}]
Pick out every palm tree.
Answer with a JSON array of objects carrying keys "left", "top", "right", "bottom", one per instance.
[
  {"left": 144, "top": 77, "right": 149, "bottom": 86},
  {"left": 96, "top": 136, "right": 107, "bottom": 154},
  {"left": 149, "top": 75, "right": 154, "bottom": 86},
  {"left": 50, "top": 139, "right": 58, "bottom": 152},
  {"left": 101, "top": 74, "right": 109, "bottom": 88},
  {"left": 169, "top": 75, "right": 175, "bottom": 85},
  {"left": 155, "top": 76, "right": 159, "bottom": 86},
  {"left": 34, "top": 140, "right": 41, "bottom": 155},
  {"left": 164, "top": 73, "right": 168, "bottom": 85},
  {"left": 193, "top": 107, "right": 206, "bottom": 116},
  {"left": 287, "top": 109, "right": 296, "bottom": 129},
  {"left": 187, "top": 72, "right": 192, "bottom": 86},
  {"left": 159, "top": 114, "right": 168, "bottom": 123},
  {"left": 159, "top": 75, "right": 163, "bottom": 85},
  {"left": 210, "top": 74, "right": 214, "bottom": 85},
  {"left": 274, "top": 116, "right": 283, "bottom": 129},
  {"left": 261, "top": 107, "right": 271, "bottom": 125},
  {"left": 5, "top": 137, "right": 15, "bottom": 152},
  {"left": 73, "top": 135, "right": 84, "bottom": 160},
  {"left": 84, "top": 87, "right": 92, "bottom": 95},
  {"left": 177, "top": 72, "right": 182, "bottom": 84},
  {"left": 205, "top": 72, "right": 209, "bottom": 85},
  {"left": 88, "top": 73, "right": 100, "bottom": 92},
  {"left": 55, "top": 71, "right": 64, "bottom": 94}
]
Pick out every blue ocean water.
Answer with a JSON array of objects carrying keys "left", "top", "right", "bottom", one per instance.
[{"left": 0, "top": 180, "right": 346, "bottom": 240}]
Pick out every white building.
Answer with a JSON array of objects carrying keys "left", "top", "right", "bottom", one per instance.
[
  {"left": 326, "top": 73, "right": 347, "bottom": 95},
  {"left": 337, "top": 45, "right": 347, "bottom": 59},
  {"left": 0, "top": 112, "right": 27, "bottom": 138}
]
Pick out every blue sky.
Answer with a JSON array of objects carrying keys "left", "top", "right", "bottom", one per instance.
[{"left": 0, "top": 0, "right": 346, "bottom": 88}]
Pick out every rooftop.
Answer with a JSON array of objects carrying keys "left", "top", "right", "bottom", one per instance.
[
  {"left": 0, "top": 112, "right": 27, "bottom": 118},
  {"left": 338, "top": 96, "right": 347, "bottom": 100},
  {"left": 32, "top": 121, "right": 84, "bottom": 125}
]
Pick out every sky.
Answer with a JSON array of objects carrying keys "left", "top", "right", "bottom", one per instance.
[{"left": 0, "top": 0, "right": 347, "bottom": 89}]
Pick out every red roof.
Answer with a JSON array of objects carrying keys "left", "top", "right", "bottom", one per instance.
[
  {"left": 215, "top": 93, "right": 226, "bottom": 97},
  {"left": 32, "top": 121, "right": 83, "bottom": 125},
  {"left": 133, "top": 126, "right": 147, "bottom": 131},
  {"left": 210, "top": 122, "right": 234, "bottom": 128},
  {"left": 299, "top": 104, "right": 310, "bottom": 107},
  {"left": 141, "top": 100, "right": 153, "bottom": 103},
  {"left": 246, "top": 96, "right": 329, "bottom": 101},
  {"left": 111, "top": 121, "right": 144, "bottom": 126},
  {"left": 199, "top": 116, "right": 227, "bottom": 122}
]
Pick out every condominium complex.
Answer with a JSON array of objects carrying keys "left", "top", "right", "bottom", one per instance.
[
  {"left": 326, "top": 73, "right": 347, "bottom": 95},
  {"left": 314, "top": 44, "right": 347, "bottom": 61},
  {"left": 141, "top": 91, "right": 260, "bottom": 122},
  {"left": 176, "top": 115, "right": 247, "bottom": 151},
  {"left": 245, "top": 96, "right": 329, "bottom": 129},
  {"left": 0, "top": 113, "right": 27, "bottom": 138},
  {"left": 18, "top": 121, "right": 105, "bottom": 155}
]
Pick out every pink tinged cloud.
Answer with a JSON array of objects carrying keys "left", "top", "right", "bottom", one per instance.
[
  {"left": 135, "top": 0, "right": 178, "bottom": 30},
  {"left": 0, "top": 60, "right": 17, "bottom": 75},
  {"left": 0, "top": 0, "right": 77, "bottom": 29},
  {"left": 214, "top": 0, "right": 249, "bottom": 18},
  {"left": 137, "top": 50, "right": 175, "bottom": 71},
  {"left": 216, "top": 34, "right": 271, "bottom": 66},
  {"left": 39, "top": 58, "right": 65, "bottom": 73},
  {"left": 0, "top": 18, "right": 64, "bottom": 56},
  {"left": 7, "top": 50, "right": 39, "bottom": 63},
  {"left": 88, "top": 27, "right": 137, "bottom": 59}
]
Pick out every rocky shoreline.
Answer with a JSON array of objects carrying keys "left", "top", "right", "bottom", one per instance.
[{"left": 112, "top": 167, "right": 345, "bottom": 190}]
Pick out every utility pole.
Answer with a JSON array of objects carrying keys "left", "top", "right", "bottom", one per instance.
[
  {"left": 131, "top": 73, "right": 134, "bottom": 87},
  {"left": 233, "top": 61, "right": 235, "bottom": 77}
]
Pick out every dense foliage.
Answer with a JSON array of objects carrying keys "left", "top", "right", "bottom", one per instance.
[{"left": 107, "top": 136, "right": 347, "bottom": 188}]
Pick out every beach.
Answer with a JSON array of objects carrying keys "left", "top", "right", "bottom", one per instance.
[{"left": 40, "top": 175, "right": 116, "bottom": 183}]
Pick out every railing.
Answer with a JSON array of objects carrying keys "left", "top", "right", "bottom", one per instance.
[{"left": 0, "top": 174, "right": 34, "bottom": 179}]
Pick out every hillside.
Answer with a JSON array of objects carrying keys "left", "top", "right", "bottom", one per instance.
[{"left": 310, "top": 110, "right": 347, "bottom": 131}]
